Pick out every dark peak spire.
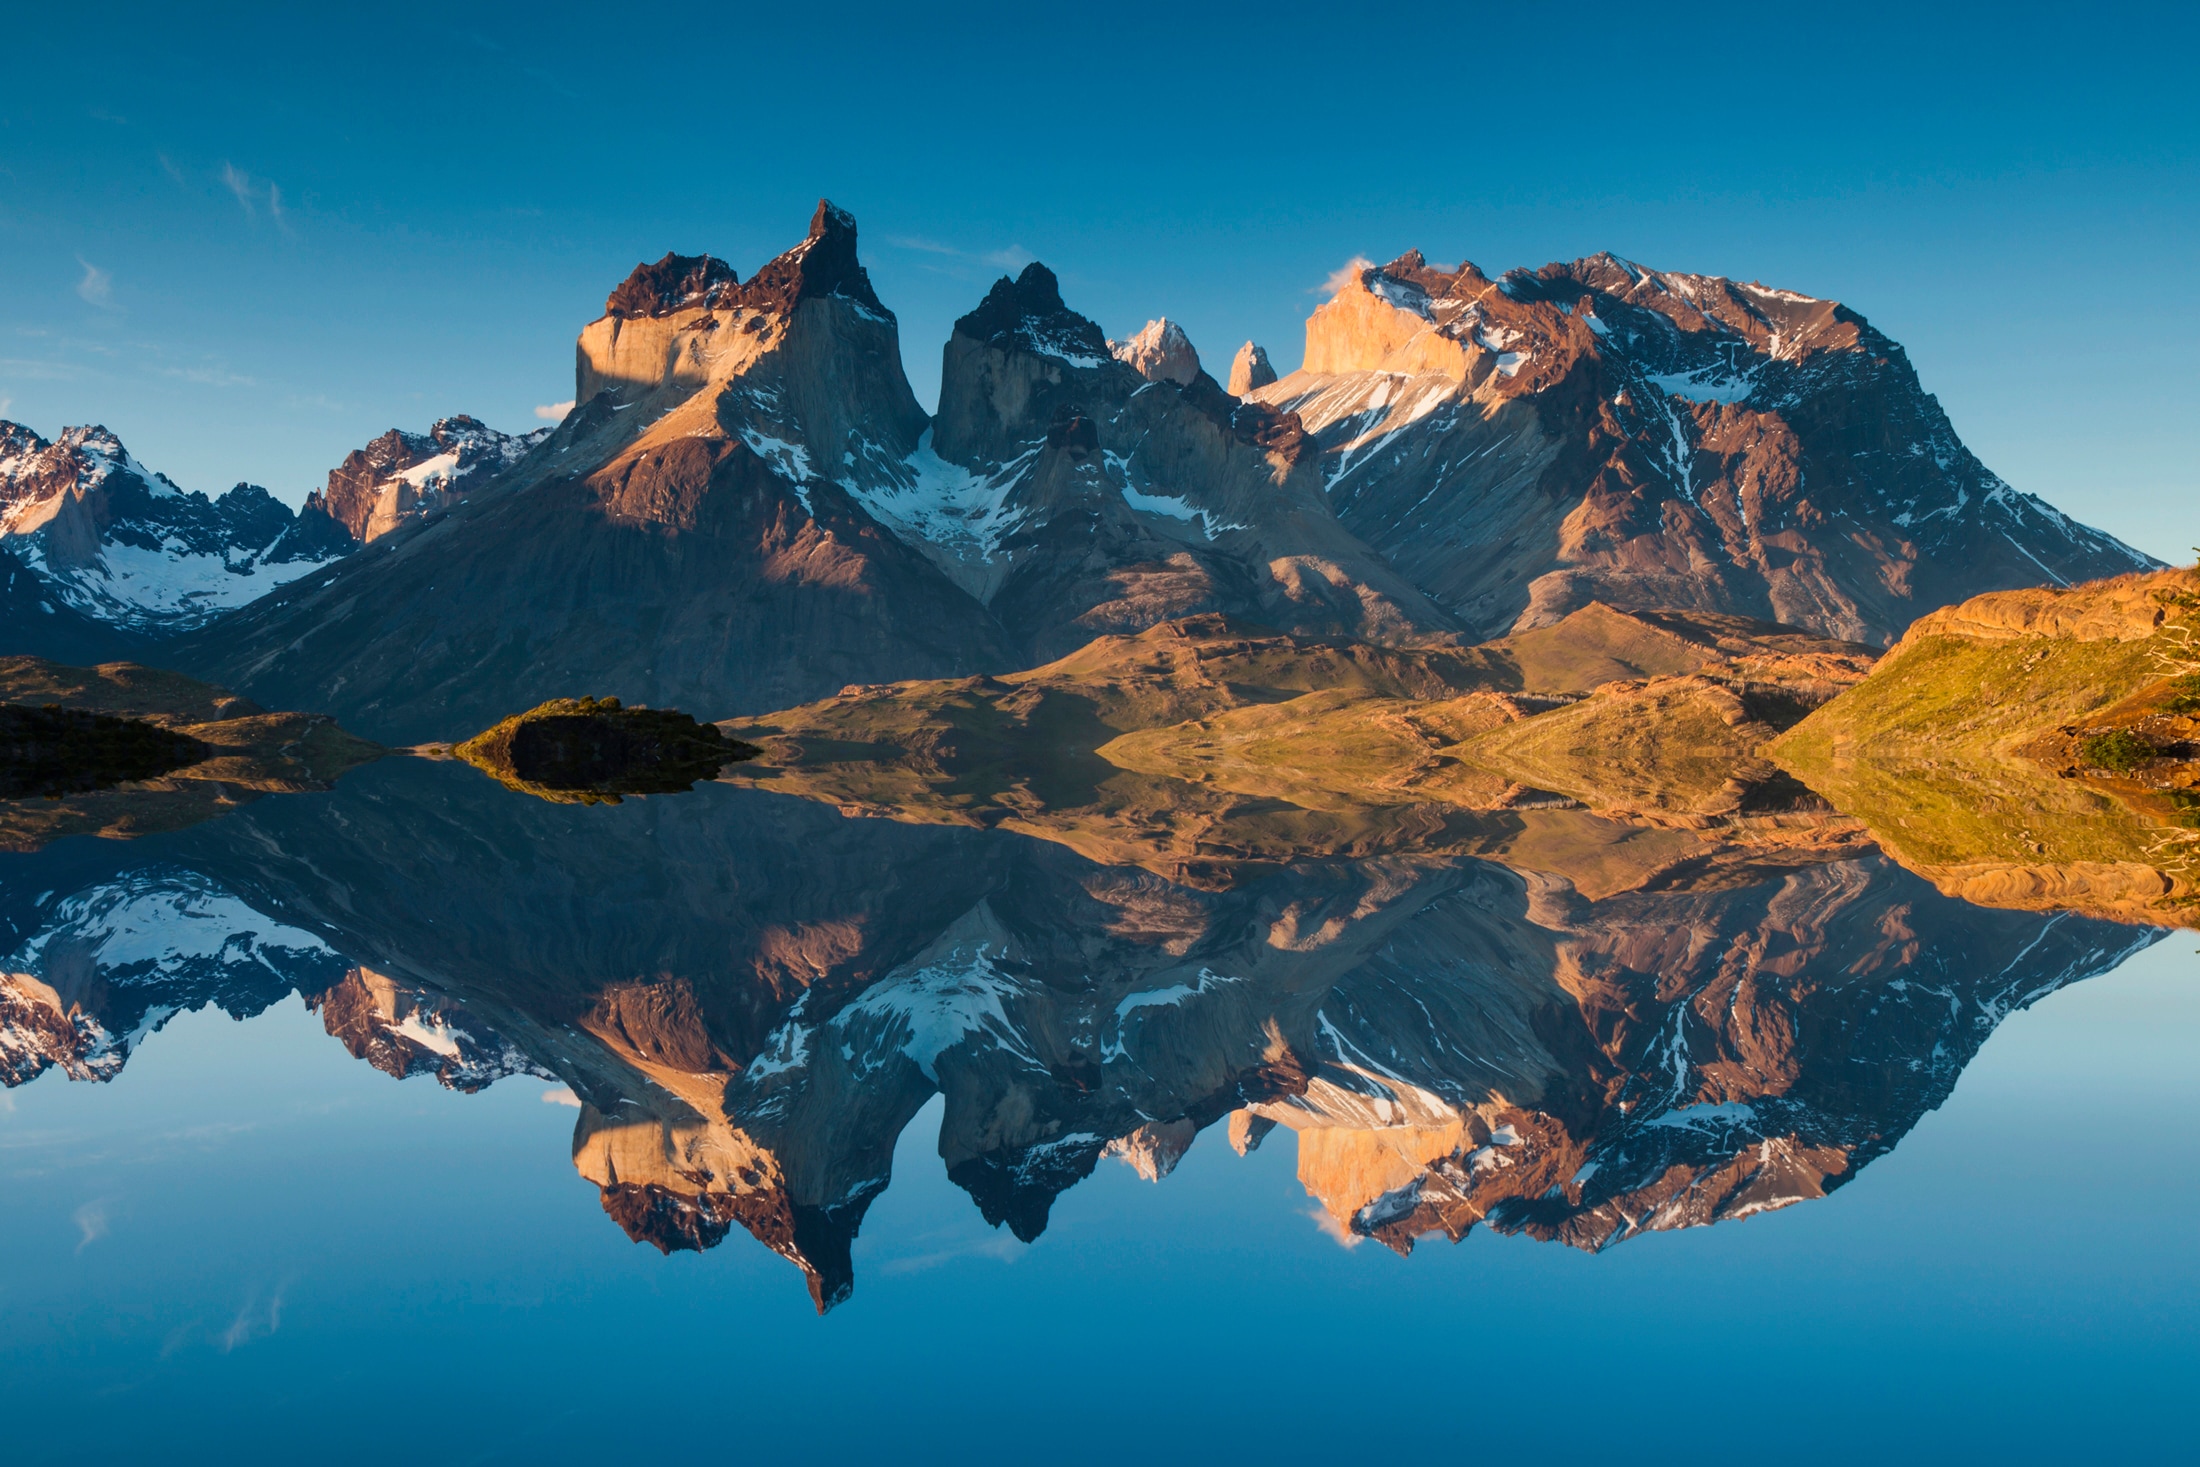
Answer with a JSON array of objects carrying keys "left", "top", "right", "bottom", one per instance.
[
  {"left": 604, "top": 252, "right": 739, "bottom": 319},
  {"left": 953, "top": 261, "right": 1112, "bottom": 364},
  {"left": 742, "top": 198, "right": 887, "bottom": 317},
  {"left": 809, "top": 198, "right": 856, "bottom": 241}
]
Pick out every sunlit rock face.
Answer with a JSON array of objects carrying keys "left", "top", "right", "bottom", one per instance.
[
  {"left": 309, "top": 416, "right": 548, "bottom": 543},
  {"left": 3, "top": 745, "right": 2140, "bottom": 1312},
  {"left": 1109, "top": 318, "right": 1201, "bottom": 386},
  {"left": 1251, "top": 253, "right": 2154, "bottom": 644},
  {"left": 1226, "top": 341, "right": 1276, "bottom": 396},
  {"left": 171, "top": 201, "right": 1013, "bottom": 744},
  {"left": 0, "top": 421, "right": 353, "bottom": 645}
]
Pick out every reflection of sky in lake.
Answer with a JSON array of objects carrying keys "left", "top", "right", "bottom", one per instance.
[{"left": 1, "top": 935, "right": 2193, "bottom": 1465}]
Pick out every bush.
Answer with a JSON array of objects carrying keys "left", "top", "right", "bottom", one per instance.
[
  {"left": 2080, "top": 728, "right": 2158, "bottom": 774},
  {"left": 2165, "top": 674, "right": 2200, "bottom": 715}
]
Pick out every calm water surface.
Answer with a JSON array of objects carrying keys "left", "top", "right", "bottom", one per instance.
[{"left": 1, "top": 762, "right": 2193, "bottom": 1464}]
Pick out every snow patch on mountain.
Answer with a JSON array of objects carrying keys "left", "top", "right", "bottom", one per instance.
[
  {"left": 845, "top": 430, "right": 1030, "bottom": 563},
  {"left": 1, "top": 421, "right": 354, "bottom": 634}
]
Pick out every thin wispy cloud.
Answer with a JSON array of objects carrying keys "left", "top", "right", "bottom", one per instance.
[
  {"left": 157, "top": 152, "right": 189, "bottom": 187},
  {"left": 884, "top": 235, "right": 1035, "bottom": 273},
  {"left": 539, "top": 1083, "right": 581, "bottom": 1105},
  {"left": 1307, "top": 1206, "right": 1363, "bottom": 1248},
  {"left": 218, "top": 1286, "right": 285, "bottom": 1352},
  {"left": 155, "top": 365, "right": 257, "bottom": 388},
  {"left": 76, "top": 257, "right": 116, "bottom": 310},
  {"left": 73, "top": 1200, "right": 109, "bottom": 1253},
  {"left": 220, "top": 162, "right": 296, "bottom": 235},
  {"left": 534, "top": 400, "right": 575, "bottom": 423},
  {"left": 875, "top": 1232, "right": 1022, "bottom": 1276},
  {"left": 220, "top": 161, "right": 256, "bottom": 217},
  {"left": 1319, "top": 256, "right": 1374, "bottom": 296}
]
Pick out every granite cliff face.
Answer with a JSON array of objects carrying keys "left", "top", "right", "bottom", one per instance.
[
  {"left": 1249, "top": 253, "right": 2154, "bottom": 643},
  {"left": 0, "top": 421, "right": 353, "bottom": 641},
  {"left": 170, "top": 203, "right": 1012, "bottom": 744}
]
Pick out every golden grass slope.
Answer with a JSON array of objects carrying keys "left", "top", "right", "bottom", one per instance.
[{"left": 1771, "top": 567, "right": 2200, "bottom": 925}]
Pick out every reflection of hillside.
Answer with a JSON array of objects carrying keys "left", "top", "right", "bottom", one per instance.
[
  {"left": 1776, "top": 569, "right": 2200, "bottom": 926},
  {"left": 0, "top": 656, "right": 384, "bottom": 852},
  {"left": 1, "top": 756, "right": 2160, "bottom": 1310}
]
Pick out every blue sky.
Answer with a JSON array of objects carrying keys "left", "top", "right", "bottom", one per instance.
[{"left": 2, "top": 0, "right": 2194, "bottom": 560}]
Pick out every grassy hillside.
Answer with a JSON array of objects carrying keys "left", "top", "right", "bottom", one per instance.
[{"left": 1772, "top": 568, "right": 2200, "bottom": 924}]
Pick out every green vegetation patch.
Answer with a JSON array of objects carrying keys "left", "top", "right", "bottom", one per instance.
[
  {"left": 2079, "top": 727, "right": 2158, "bottom": 773},
  {"left": 457, "top": 697, "right": 760, "bottom": 805},
  {"left": 0, "top": 704, "right": 208, "bottom": 799}
]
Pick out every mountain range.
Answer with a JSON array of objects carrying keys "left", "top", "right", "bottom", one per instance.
[{"left": 0, "top": 200, "right": 2155, "bottom": 741}]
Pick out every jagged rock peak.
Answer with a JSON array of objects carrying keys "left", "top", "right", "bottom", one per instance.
[
  {"left": 953, "top": 262, "right": 1112, "bottom": 367},
  {"left": 308, "top": 415, "right": 546, "bottom": 543},
  {"left": 605, "top": 252, "right": 740, "bottom": 319},
  {"left": 740, "top": 197, "right": 889, "bottom": 318},
  {"left": 1227, "top": 341, "right": 1276, "bottom": 395},
  {"left": 1109, "top": 318, "right": 1200, "bottom": 386}
]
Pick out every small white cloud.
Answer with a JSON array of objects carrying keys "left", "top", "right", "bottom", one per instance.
[
  {"left": 75, "top": 257, "right": 115, "bottom": 309},
  {"left": 1320, "top": 256, "right": 1375, "bottom": 298},
  {"left": 539, "top": 1084, "right": 581, "bottom": 1106},
  {"left": 533, "top": 400, "right": 574, "bottom": 422},
  {"left": 73, "top": 1200, "right": 108, "bottom": 1252},
  {"left": 220, "top": 161, "right": 256, "bottom": 217},
  {"left": 1307, "top": 1206, "right": 1363, "bottom": 1248},
  {"left": 982, "top": 244, "right": 1034, "bottom": 270}
]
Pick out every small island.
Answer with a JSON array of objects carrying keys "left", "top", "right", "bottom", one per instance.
[{"left": 454, "top": 696, "right": 761, "bottom": 804}]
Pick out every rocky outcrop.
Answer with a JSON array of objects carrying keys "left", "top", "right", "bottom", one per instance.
[
  {"left": 1226, "top": 341, "right": 1276, "bottom": 395},
  {"left": 1251, "top": 252, "right": 2155, "bottom": 643},
  {"left": 1774, "top": 565, "right": 2200, "bottom": 924},
  {"left": 1109, "top": 318, "right": 1201, "bottom": 385},
  {"left": 0, "top": 422, "right": 354, "bottom": 637},
  {"left": 308, "top": 415, "right": 547, "bottom": 543}
]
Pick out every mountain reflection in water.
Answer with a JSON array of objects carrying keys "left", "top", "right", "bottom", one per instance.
[{"left": 0, "top": 758, "right": 2161, "bottom": 1310}]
